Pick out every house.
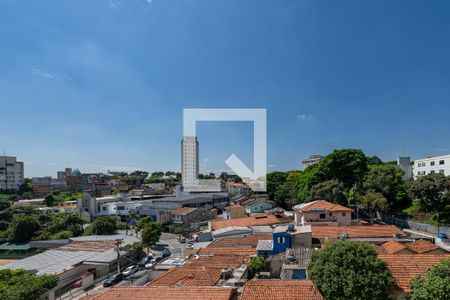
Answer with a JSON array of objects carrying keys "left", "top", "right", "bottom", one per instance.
[
  {"left": 240, "top": 280, "right": 323, "bottom": 300},
  {"left": 311, "top": 225, "right": 406, "bottom": 240},
  {"left": 197, "top": 247, "right": 256, "bottom": 257},
  {"left": 212, "top": 226, "right": 254, "bottom": 239},
  {"left": 81, "top": 286, "right": 236, "bottom": 300},
  {"left": 256, "top": 225, "right": 312, "bottom": 256},
  {"left": 208, "top": 235, "right": 272, "bottom": 248},
  {"left": 149, "top": 266, "right": 222, "bottom": 286},
  {"left": 223, "top": 205, "right": 246, "bottom": 219},
  {"left": 293, "top": 200, "right": 352, "bottom": 226},
  {"left": 379, "top": 254, "right": 450, "bottom": 297},
  {"left": 377, "top": 240, "right": 447, "bottom": 255},
  {"left": 280, "top": 248, "right": 315, "bottom": 280},
  {"left": 225, "top": 182, "right": 250, "bottom": 195},
  {"left": 244, "top": 199, "right": 274, "bottom": 214},
  {"left": 186, "top": 254, "right": 249, "bottom": 269},
  {"left": 209, "top": 214, "right": 286, "bottom": 231},
  {"left": 171, "top": 207, "right": 217, "bottom": 227}
]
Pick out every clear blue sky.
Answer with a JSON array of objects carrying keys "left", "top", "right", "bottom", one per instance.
[{"left": 1, "top": 0, "right": 450, "bottom": 177}]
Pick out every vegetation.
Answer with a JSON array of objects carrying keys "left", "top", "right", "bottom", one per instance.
[
  {"left": 0, "top": 269, "right": 58, "bottom": 300},
  {"left": 8, "top": 215, "right": 41, "bottom": 242},
  {"left": 247, "top": 256, "right": 266, "bottom": 278},
  {"left": 84, "top": 216, "right": 118, "bottom": 235},
  {"left": 410, "top": 258, "right": 450, "bottom": 300},
  {"left": 141, "top": 222, "right": 162, "bottom": 253},
  {"left": 308, "top": 241, "right": 393, "bottom": 300}
]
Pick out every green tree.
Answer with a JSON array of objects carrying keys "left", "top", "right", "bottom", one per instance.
[
  {"left": 86, "top": 216, "right": 117, "bottom": 235},
  {"left": 248, "top": 257, "right": 266, "bottom": 278},
  {"left": 310, "top": 179, "right": 346, "bottom": 205},
  {"left": 308, "top": 240, "right": 393, "bottom": 300},
  {"left": 320, "top": 149, "right": 368, "bottom": 188},
  {"left": 360, "top": 191, "right": 389, "bottom": 223},
  {"left": 135, "top": 216, "right": 155, "bottom": 232},
  {"left": 407, "top": 173, "right": 450, "bottom": 213},
  {"left": 296, "top": 163, "right": 326, "bottom": 202},
  {"left": 410, "top": 258, "right": 450, "bottom": 300},
  {"left": 43, "top": 194, "right": 56, "bottom": 207},
  {"left": 9, "top": 214, "right": 41, "bottom": 242},
  {"left": 0, "top": 269, "right": 58, "bottom": 300},
  {"left": 274, "top": 181, "right": 297, "bottom": 208},
  {"left": 150, "top": 171, "right": 165, "bottom": 178},
  {"left": 363, "top": 164, "right": 407, "bottom": 209},
  {"left": 266, "top": 172, "right": 288, "bottom": 200},
  {"left": 141, "top": 222, "right": 162, "bottom": 253},
  {"left": 48, "top": 212, "right": 85, "bottom": 237}
]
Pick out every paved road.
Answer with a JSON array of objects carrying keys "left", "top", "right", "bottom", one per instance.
[{"left": 159, "top": 232, "right": 182, "bottom": 257}]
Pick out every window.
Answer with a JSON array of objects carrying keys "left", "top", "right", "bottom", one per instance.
[
  {"left": 117, "top": 206, "right": 125, "bottom": 210},
  {"left": 439, "top": 169, "right": 445, "bottom": 174},
  {"left": 328, "top": 213, "right": 332, "bottom": 217},
  {"left": 102, "top": 207, "right": 106, "bottom": 211},
  {"left": 430, "top": 170, "right": 435, "bottom": 174},
  {"left": 342, "top": 212, "right": 346, "bottom": 217},
  {"left": 431, "top": 161, "right": 435, "bottom": 166},
  {"left": 278, "top": 237, "right": 285, "bottom": 244},
  {"left": 439, "top": 160, "right": 445, "bottom": 165},
  {"left": 319, "top": 213, "right": 326, "bottom": 220}
]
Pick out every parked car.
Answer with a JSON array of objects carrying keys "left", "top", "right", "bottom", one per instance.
[
  {"left": 122, "top": 265, "right": 139, "bottom": 277},
  {"left": 103, "top": 273, "right": 124, "bottom": 287},
  {"left": 437, "top": 233, "right": 448, "bottom": 239},
  {"left": 138, "top": 256, "right": 154, "bottom": 268},
  {"left": 153, "top": 243, "right": 170, "bottom": 251},
  {"left": 144, "top": 257, "right": 158, "bottom": 269},
  {"left": 162, "top": 248, "right": 171, "bottom": 257},
  {"left": 185, "top": 243, "right": 194, "bottom": 249}
]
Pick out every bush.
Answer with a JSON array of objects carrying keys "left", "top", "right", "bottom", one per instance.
[{"left": 248, "top": 257, "right": 266, "bottom": 278}]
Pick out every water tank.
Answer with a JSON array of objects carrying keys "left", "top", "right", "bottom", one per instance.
[{"left": 287, "top": 224, "right": 295, "bottom": 232}]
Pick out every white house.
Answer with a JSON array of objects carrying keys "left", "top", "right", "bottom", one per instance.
[{"left": 293, "top": 200, "right": 352, "bottom": 226}]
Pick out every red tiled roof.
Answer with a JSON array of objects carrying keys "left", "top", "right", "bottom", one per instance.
[
  {"left": 240, "top": 280, "right": 323, "bottom": 300},
  {"left": 299, "top": 200, "right": 352, "bottom": 212},
  {"left": 149, "top": 266, "right": 222, "bottom": 287},
  {"left": 311, "top": 225, "right": 406, "bottom": 239},
  {"left": 172, "top": 207, "right": 197, "bottom": 216},
  {"left": 208, "top": 235, "right": 272, "bottom": 248},
  {"left": 225, "top": 204, "right": 243, "bottom": 209},
  {"left": 379, "top": 254, "right": 450, "bottom": 292},
  {"left": 210, "top": 215, "right": 283, "bottom": 230},
  {"left": 405, "top": 240, "right": 440, "bottom": 254},
  {"left": 379, "top": 241, "right": 408, "bottom": 254},
  {"left": 186, "top": 255, "right": 248, "bottom": 268},
  {"left": 197, "top": 247, "right": 256, "bottom": 256},
  {"left": 82, "top": 286, "right": 234, "bottom": 300}
]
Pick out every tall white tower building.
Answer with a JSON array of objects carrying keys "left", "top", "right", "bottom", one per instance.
[{"left": 181, "top": 136, "right": 199, "bottom": 187}]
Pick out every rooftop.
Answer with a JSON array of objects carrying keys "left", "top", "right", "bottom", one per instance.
[
  {"left": 240, "top": 280, "right": 323, "bottom": 300},
  {"left": 294, "top": 200, "right": 352, "bottom": 213},
  {"left": 208, "top": 235, "right": 272, "bottom": 248},
  {"left": 197, "top": 247, "right": 256, "bottom": 256},
  {"left": 379, "top": 254, "right": 450, "bottom": 292},
  {"left": 311, "top": 225, "right": 405, "bottom": 239},
  {"left": 256, "top": 240, "right": 273, "bottom": 251},
  {"left": 82, "top": 286, "right": 235, "bottom": 300},
  {"left": 210, "top": 215, "right": 284, "bottom": 231},
  {"left": 172, "top": 207, "right": 197, "bottom": 216},
  {"left": 186, "top": 254, "right": 248, "bottom": 269},
  {"left": 57, "top": 240, "right": 116, "bottom": 252},
  {"left": 224, "top": 204, "right": 243, "bottom": 209},
  {"left": 406, "top": 239, "right": 440, "bottom": 254},
  {"left": 149, "top": 266, "right": 222, "bottom": 286}
]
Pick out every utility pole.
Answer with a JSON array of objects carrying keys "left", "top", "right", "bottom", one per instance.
[{"left": 115, "top": 239, "right": 123, "bottom": 274}]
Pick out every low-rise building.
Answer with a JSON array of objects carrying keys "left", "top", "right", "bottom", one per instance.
[
  {"left": 293, "top": 200, "right": 352, "bottom": 226},
  {"left": 225, "top": 182, "right": 251, "bottom": 196},
  {"left": 209, "top": 214, "right": 287, "bottom": 231},
  {"left": 223, "top": 205, "right": 246, "bottom": 219},
  {"left": 377, "top": 240, "right": 447, "bottom": 255},
  {"left": 171, "top": 207, "right": 217, "bottom": 227},
  {"left": 413, "top": 154, "right": 450, "bottom": 178},
  {"left": 302, "top": 155, "right": 324, "bottom": 170},
  {"left": 240, "top": 280, "right": 323, "bottom": 300},
  {"left": 149, "top": 266, "right": 222, "bottom": 286},
  {"left": 244, "top": 199, "right": 274, "bottom": 214}
]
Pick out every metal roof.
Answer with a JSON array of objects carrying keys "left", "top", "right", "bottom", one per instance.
[{"left": 0, "top": 242, "right": 31, "bottom": 251}]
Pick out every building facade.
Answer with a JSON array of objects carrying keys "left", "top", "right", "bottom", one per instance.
[
  {"left": 397, "top": 156, "right": 413, "bottom": 181},
  {"left": 0, "top": 156, "right": 24, "bottom": 191},
  {"left": 181, "top": 136, "right": 199, "bottom": 187},
  {"left": 301, "top": 155, "right": 324, "bottom": 170},
  {"left": 413, "top": 154, "right": 450, "bottom": 178}
]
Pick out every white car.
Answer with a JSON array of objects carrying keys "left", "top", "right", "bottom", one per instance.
[
  {"left": 144, "top": 258, "right": 158, "bottom": 269},
  {"left": 122, "top": 265, "right": 139, "bottom": 277}
]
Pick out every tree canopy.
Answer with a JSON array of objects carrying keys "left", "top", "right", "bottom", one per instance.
[
  {"left": 141, "top": 222, "right": 162, "bottom": 253},
  {"left": 9, "top": 214, "right": 41, "bottom": 242},
  {"left": 0, "top": 269, "right": 58, "bottom": 300},
  {"left": 308, "top": 240, "right": 393, "bottom": 300},
  {"left": 410, "top": 258, "right": 450, "bottom": 300},
  {"left": 85, "top": 216, "right": 117, "bottom": 235},
  {"left": 407, "top": 173, "right": 450, "bottom": 213}
]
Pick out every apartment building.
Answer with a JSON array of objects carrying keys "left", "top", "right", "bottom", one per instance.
[
  {"left": 413, "top": 154, "right": 450, "bottom": 178},
  {"left": 301, "top": 154, "right": 324, "bottom": 170},
  {"left": 0, "top": 156, "right": 24, "bottom": 191},
  {"left": 181, "top": 136, "right": 199, "bottom": 187}
]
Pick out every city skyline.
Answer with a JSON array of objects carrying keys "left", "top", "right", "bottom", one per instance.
[{"left": 1, "top": 0, "right": 450, "bottom": 177}]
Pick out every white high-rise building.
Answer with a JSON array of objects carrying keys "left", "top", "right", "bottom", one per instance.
[
  {"left": 0, "top": 156, "right": 24, "bottom": 191},
  {"left": 181, "top": 136, "right": 199, "bottom": 187},
  {"left": 413, "top": 154, "right": 450, "bottom": 178}
]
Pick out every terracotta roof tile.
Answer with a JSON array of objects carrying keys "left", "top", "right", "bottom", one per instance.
[
  {"left": 210, "top": 215, "right": 284, "bottom": 230},
  {"left": 311, "top": 225, "right": 406, "bottom": 239},
  {"left": 56, "top": 241, "right": 116, "bottom": 252},
  {"left": 405, "top": 240, "right": 440, "bottom": 254},
  {"left": 82, "top": 286, "right": 234, "bottom": 300},
  {"left": 197, "top": 247, "right": 256, "bottom": 256},
  {"left": 380, "top": 241, "right": 408, "bottom": 254},
  {"left": 299, "top": 200, "right": 352, "bottom": 213},
  {"left": 208, "top": 235, "right": 272, "bottom": 248},
  {"left": 240, "top": 280, "right": 323, "bottom": 300},
  {"left": 149, "top": 266, "right": 222, "bottom": 286},
  {"left": 172, "top": 207, "right": 197, "bottom": 216},
  {"left": 379, "top": 254, "right": 450, "bottom": 292},
  {"left": 186, "top": 255, "right": 248, "bottom": 268}
]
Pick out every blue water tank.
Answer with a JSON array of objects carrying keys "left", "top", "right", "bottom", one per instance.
[{"left": 287, "top": 224, "right": 295, "bottom": 232}]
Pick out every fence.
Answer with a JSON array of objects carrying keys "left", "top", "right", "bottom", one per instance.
[{"left": 381, "top": 213, "right": 450, "bottom": 237}]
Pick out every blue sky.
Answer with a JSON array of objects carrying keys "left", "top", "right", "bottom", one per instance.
[{"left": 1, "top": 0, "right": 450, "bottom": 177}]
